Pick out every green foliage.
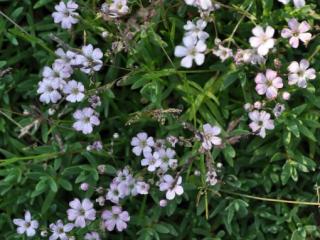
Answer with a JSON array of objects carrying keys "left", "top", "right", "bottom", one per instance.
[{"left": 1, "top": 0, "right": 320, "bottom": 239}]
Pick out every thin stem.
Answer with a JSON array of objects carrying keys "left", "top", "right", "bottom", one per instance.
[{"left": 220, "top": 189, "right": 320, "bottom": 206}]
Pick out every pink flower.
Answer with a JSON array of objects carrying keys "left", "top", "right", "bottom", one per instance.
[
  {"left": 281, "top": 19, "right": 312, "bottom": 48},
  {"left": 159, "top": 199, "right": 168, "bottom": 207},
  {"left": 131, "top": 132, "right": 154, "bottom": 157},
  {"left": 85, "top": 231, "right": 100, "bottom": 240},
  {"left": 52, "top": 1, "right": 79, "bottom": 29},
  {"left": 255, "top": 69, "right": 283, "bottom": 99},
  {"left": 102, "top": 206, "right": 130, "bottom": 232},
  {"left": 249, "top": 26, "right": 275, "bottom": 56},
  {"left": 141, "top": 151, "right": 162, "bottom": 172},
  {"left": 201, "top": 123, "right": 222, "bottom": 150},
  {"left": 288, "top": 59, "right": 316, "bottom": 88},
  {"left": 159, "top": 174, "right": 184, "bottom": 200},
  {"left": 248, "top": 110, "right": 275, "bottom": 138},
  {"left": 72, "top": 108, "right": 100, "bottom": 134},
  {"left": 67, "top": 198, "right": 96, "bottom": 228},
  {"left": 136, "top": 181, "right": 150, "bottom": 195}
]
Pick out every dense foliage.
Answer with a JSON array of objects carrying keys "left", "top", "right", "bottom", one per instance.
[{"left": 1, "top": 0, "right": 320, "bottom": 239}]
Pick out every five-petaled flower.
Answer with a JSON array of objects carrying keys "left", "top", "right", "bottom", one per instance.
[
  {"left": 73, "top": 107, "right": 100, "bottom": 134},
  {"left": 248, "top": 110, "right": 275, "bottom": 138},
  {"left": 13, "top": 211, "right": 39, "bottom": 237},
  {"left": 67, "top": 198, "right": 96, "bottom": 228},
  {"left": 249, "top": 26, "right": 275, "bottom": 56},
  {"left": 288, "top": 59, "right": 316, "bottom": 88},
  {"left": 102, "top": 206, "right": 130, "bottom": 232},
  {"left": 255, "top": 69, "right": 283, "bottom": 99},
  {"left": 174, "top": 36, "right": 207, "bottom": 68},
  {"left": 281, "top": 18, "right": 312, "bottom": 48},
  {"left": 52, "top": 0, "right": 79, "bottom": 29}
]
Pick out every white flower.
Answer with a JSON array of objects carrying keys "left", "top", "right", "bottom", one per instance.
[
  {"left": 54, "top": 48, "right": 79, "bottom": 66},
  {"left": 136, "top": 181, "right": 150, "bottom": 195},
  {"left": 102, "top": 206, "right": 130, "bottom": 232},
  {"left": 131, "top": 132, "right": 154, "bottom": 156},
  {"left": 63, "top": 80, "right": 85, "bottom": 102},
  {"left": 248, "top": 110, "right": 275, "bottom": 138},
  {"left": 184, "top": 19, "right": 209, "bottom": 41},
  {"left": 109, "top": 0, "right": 129, "bottom": 16},
  {"left": 159, "top": 174, "right": 184, "bottom": 200},
  {"left": 185, "top": 0, "right": 213, "bottom": 10},
  {"left": 157, "top": 148, "right": 177, "bottom": 172},
  {"left": 52, "top": 0, "right": 79, "bottom": 29},
  {"left": 288, "top": 59, "right": 316, "bottom": 88},
  {"left": 249, "top": 26, "right": 275, "bottom": 56},
  {"left": 234, "top": 49, "right": 265, "bottom": 65},
  {"left": 273, "top": 103, "right": 285, "bottom": 118},
  {"left": 201, "top": 123, "right": 222, "bottom": 150},
  {"left": 13, "top": 211, "right": 39, "bottom": 237},
  {"left": 141, "top": 151, "right": 162, "bottom": 172},
  {"left": 37, "top": 79, "right": 62, "bottom": 104},
  {"left": 213, "top": 45, "right": 233, "bottom": 62},
  {"left": 85, "top": 232, "right": 100, "bottom": 240},
  {"left": 42, "top": 63, "right": 73, "bottom": 82},
  {"left": 67, "top": 198, "right": 96, "bottom": 228},
  {"left": 206, "top": 170, "right": 218, "bottom": 186},
  {"left": 281, "top": 18, "right": 312, "bottom": 48},
  {"left": 79, "top": 44, "right": 103, "bottom": 74},
  {"left": 174, "top": 36, "right": 207, "bottom": 68},
  {"left": 73, "top": 107, "right": 100, "bottom": 134},
  {"left": 49, "top": 220, "right": 74, "bottom": 240},
  {"left": 106, "top": 182, "right": 125, "bottom": 203},
  {"left": 255, "top": 69, "right": 283, "bottom": 99},
  {"left": 278, "top": 0, "right": 305, "bottom": 8}
]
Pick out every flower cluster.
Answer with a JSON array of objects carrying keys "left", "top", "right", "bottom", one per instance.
[
  {"left": 174, "top": 19, "right": 208, "bottom": 68},
  {"left": 106, "top": 167, "right": 149, "bottom": 204},
  {"left": 101, "top": 0, "right": 129, "bottom": 18},
  {"left": 38, "top": 1, "right": 105, "bottom": 135}
]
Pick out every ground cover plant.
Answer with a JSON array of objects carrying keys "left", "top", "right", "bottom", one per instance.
[{"left": 1, "top": 0, "right": 320, "bottom": 239}]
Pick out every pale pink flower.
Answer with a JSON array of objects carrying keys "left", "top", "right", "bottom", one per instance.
[
  {"left": 249, "top": 110, "right": 275, "bottom": 138},
  {"left": 79, "top": 44, "right": 103, "bottom": 74},
  {"left": 255, "top": 69, "right": 283, "bottom": 99},
  {"left": 42, "top": 63, "right": 72, "bottom": 82},
  {"left": 157, "top": 148, "right": 177, "bottom": 172},
  {"left": 278, "top": 0, "right": 305, "bottom": 8},
  {"left": 49, "top": 220, "right": 74, "bottom": 240},
  {"left": 102, "top": 206, "right": 130, "bottom": 232},
  {"left": 136, "top": 181, "right": 150, "bottom": 195},
  {"left": 67, "top": 198, "right": 96, "bottom": 228},
  {"left": 249, "top": 26, "right": 275, "bottom": 56},
  {"left": 282, "top": 92, "right": 291, "bottom": 100},
  {"left": 37, "top": 79, "right": 62, "bottom": 104},
  {"left": 174, "top": 36, "right": 207, "bottom": 68},
  {"left": 201, "top": 123, "right": 222, "bottom": 150},
  {"left": 141, "top": 151, "right": 162, "bottom": 172},
  {"left": 213, "top": 45, "right": 233, "bottom": 62},
  {"left": 85, "top": 232, "right": 100, "bottom": 240},
  {"left": 184, "top": 19, "right": 209, "bottom": 41},
  {"left": 159, "top": 199, "right": 168, "bottom": 207},
  {"left": 159, "top": 174, "right": 184, "bottom": 200},
  {"left": 52, "top": 1, "right": 79, "bottom": 29},
  {"left": 131, "top": 132, "right": 154, "bottom": 156},
  {"left": 288, "top": 59, "right": 316, "bottom": 88},
  {"left": 13, "top": 211, "right": 39, "bottom": 237},
  {"left": 281, "top": 18, "right": 312, "bottom": 48},
  {"left": 72, "top": 108, "right": 100, "bottom": 134},
  {"left": 63, "top": 80, "right": 85, "bottom": 102}
]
